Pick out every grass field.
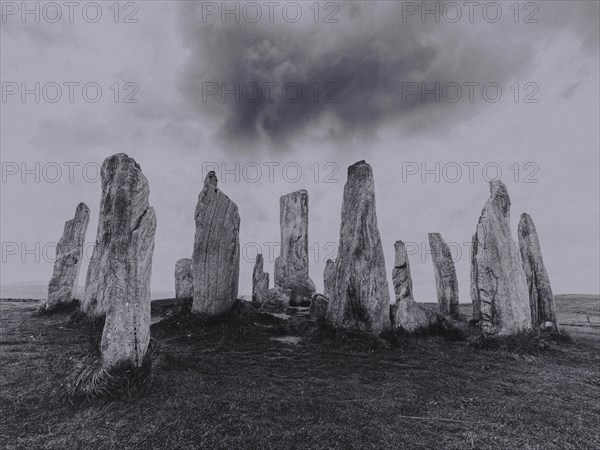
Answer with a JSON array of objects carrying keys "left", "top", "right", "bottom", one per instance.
[{"left": 1, "top": 296, "right": 599, "bottom": 449}]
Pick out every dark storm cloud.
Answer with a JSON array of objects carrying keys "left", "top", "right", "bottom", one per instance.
[{"left": 177, "top": 1, "right": 599, "bottom": 149}]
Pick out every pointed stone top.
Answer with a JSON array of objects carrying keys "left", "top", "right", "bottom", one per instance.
[
  {"left": 256, "top": 253, "right": 264, "bottom": 264},
  {"left": 488, "top": 180, "right": 510, "bottom": 215},
  {"left": 103, "top": 153, "right": 141, "bottom": 170},
  {"left": 428, "top": 232, "right": 442, "bottom": 240},
  {"left": 348, "top": 160, "right": 370, "bottom": 174},
  {"left": 204, "top": 171, "right": 218, "bottom": 188},
  {"left": 394, "top": 240, "right": 408, "bottom": 267},
  {"left": 76, "top": 202, "right": 90, "bottom": 214},
  {"left": 176, "top": 257, "right": 191, "bottom": 266},
  {"left": 518, "top": 212, "right": 536, "bottom": 237},
  {"left": 520, "top": 212, "right": 533, "bottom": 223}
]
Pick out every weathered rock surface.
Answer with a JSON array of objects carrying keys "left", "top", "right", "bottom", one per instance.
[
  {"left": 518, "top": 213, "right": 558, "bottom": 331},
  {"left": 310, "top": 293, "right": 328, "bottom": 320},
  {"left": 252, "top": 254, "right": 270, "bottom": 303},
  {"left": 81, "top": 153, "right": 156, "bottom": 368},
  {"left": 470, "top": 181, "right": 531, "bottom": 335},
  {"left": 470, "top": 234, "right": 480, "bottom": 321},
  {"left": 391, "top": 241, "right": 438, "bottom": 332},
  {"left": 326, "top": 161, "right": 391, "bottom": 333},
  {"left": 192, "top": 171, "right": 240, "bottom": 316},
  {"left": 323, "top": 259, "right": 335, "bottom": 299},
  {"left": 46, "top": 202, "right": 90, "bottom": 310},
  {"left": 175, "top": 258, "right": 193, "bottom": 299},
  {"left": 428, "top": 233, "right": 460, "bottom": 318},
  {"left": 274, "top": 190, "right": 315, "bottom": 304},
  {"left": 260, "top": 287, "right": 291, "bottom": 313}
]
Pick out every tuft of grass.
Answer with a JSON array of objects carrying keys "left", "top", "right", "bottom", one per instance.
[{"left": 67, "top": 341, "right": 158, "bottom": 403}]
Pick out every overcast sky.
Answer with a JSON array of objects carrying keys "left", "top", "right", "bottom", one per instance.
[{"left": 1, "top": 1, "right": 599, "bottom": 300}]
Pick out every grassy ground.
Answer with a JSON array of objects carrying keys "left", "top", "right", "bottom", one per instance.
[{"left": 1, "top": 297, "right": 599, "bottom": 449}]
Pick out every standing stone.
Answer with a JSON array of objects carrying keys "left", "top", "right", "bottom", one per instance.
[
  {"left": 81, "top": 153, "right": 156, "bottom": 368},
  {"left": 327, "top": 161, "right": 390, "bottom": 333},
  {"left": 192, "top": 171, "right": 240, "bottom": 316},
  {"left": 518, "top": 213, "right": 558, "bottom": 331},
  {"left": 392, "top": 241, "right": 438, "bottom": 332},
  {"left": 175, "top": 258, "right": 193, "bottom": 298},
  {"left": 470, "top": 180, "right": 531, "bottom": 336},
  {"left": 45, "top": 202, "right": 90, "bottom": 310},
  {"left": 428, "top": 233, "right": 460, "bottom": 318},
  {"left": 323, "top": 259, "right": 335, "bottom": 299},
  {"left": 252, "top": 254, "right": 270, "bottom": 303},
  {"left": 274, "top": 190, "right": 315, "bottom": 304}
]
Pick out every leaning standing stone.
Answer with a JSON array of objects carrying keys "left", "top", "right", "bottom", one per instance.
[
  {"left": 192, "top": 171, "right": 240, "bottom": 316},
  {"left": 428, "top": 233, "right": 460, "bottom": 318},
  {"left": 46, "top": 202, "right": 90, "bottom": 310},
  {"left": 81, "top": 153, "right": 157, "bottom": 369},
  {"left": 392, "top": 241, "right": 438, "bottom": 332},
  {"left": 327, "top": 161, "right": 390, "bottom": 333},
  {"left": 470, "top": 180, "right": 531, "bottom": 336},
  {"left": 518, "top": 213, "right": 559, "bottom": 331},
  {"left": 175, "top": 258, "right": 193, "bottom": 298}
]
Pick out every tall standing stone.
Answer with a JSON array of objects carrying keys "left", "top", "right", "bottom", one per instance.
[
  {"left": 81, "top": 153, "right": 156, "bottom": 369},
  {"left": 392, "top": 241, "right": 438, "bottom": 332},
  {"left": 428, "top": 233, "right": 460, "bottom": 318},
  {"left": 327, "top": 161, "right": 390, "bottom": 333},
  {"left": 518, "top": 213, "right": 558, "bottom": 331},
  {"left": 45, "top": 202, "right": 90, "bottom": 310},
  {"left": 175, "top": 258, "right": 193, "bottom": 298},
  {"left": 252, "top": 254, "right": 270, "bottom": 303},
  {"left": 470, "top": 180, "right": 531, "bottom": 336},
  {"left": 323, "top": 259, "right": 335, "bottom": 299},
  {"left": 192, "top": 171, "right": 240, "bottom": 316},
  {"left": 274, "top": 190, "right": 315, "bottom": 303}
]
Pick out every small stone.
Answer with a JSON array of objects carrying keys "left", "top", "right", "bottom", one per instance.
[
  {"left": 175, "top": 258, "right": 193, "bottom": 299},
  {"left": 260, "top": 287, "right": 291, "bottom": 313},
  {"left": 252, "top": 254, "right": 270, "bottom": 303},
  {"left": 309, "top": 294, "right": 329, "bottom": 320}
]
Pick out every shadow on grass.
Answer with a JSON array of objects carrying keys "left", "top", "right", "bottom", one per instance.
[
  {"left": 468, "top": 329, "right": 573, "bottom": 354},
  {"left": 396, "top": 320, "right": 467, "bottom": 342},
  {"left": 308, "top": 319, "right": 467, "bottom": 353},
  {"left": 35, "top": 299, "right": 81, "bottom": 316}
]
